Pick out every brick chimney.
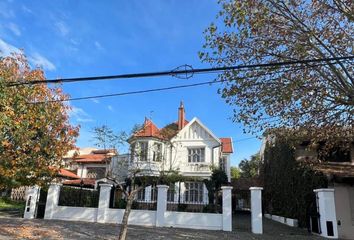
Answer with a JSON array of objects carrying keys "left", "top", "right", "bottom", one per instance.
[{"left": 178, "top": 101, "right": 185, "bottom": 130}]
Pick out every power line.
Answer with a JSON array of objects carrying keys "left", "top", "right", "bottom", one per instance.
[
  {"left": 29, "top": 80, "right": 222, "bottom": 104},
  {"left": 10, "top": 55, "right": 354, "bottom": 87}
]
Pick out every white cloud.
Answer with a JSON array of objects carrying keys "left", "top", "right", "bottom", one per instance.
[
  {"left": 91, "top": 99, "right": 100, "bottom": 104},
  {"left": 0, "top": 38, "right": 56, "bottom": 71},
  {"left": 107, "top": 105, "right": 114, "bottom": 112},
  {"left": 55, "top": 21, "right": 69, "bottom": 37},
  {"left": 7, "top": 22, "right": 21, "bottom": 36},
  {"left": 28, "top": 52, "right": 56, "bottom": 71},
  {"left": 69, "top": 106, "right": 94, "bottom": 123},
  {"left": 94, "top": 41, "right": 104, "bottom": 51},
  {"left": 21, "top": 5, "right": 32, "bottom": 14},
  {"left": 0, "top": 38, "right": 21, "bottom": 56}
]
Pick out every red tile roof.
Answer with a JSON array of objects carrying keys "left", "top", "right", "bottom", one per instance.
[
  {"left": 58, "top": 169, "right": 80, "bottom": 179},
  {"left": 63, "top": 178, "right": 96, "bottom": 187},
  {"left": 133, "top": 118, "right": 166, "bottom": 140},
  {"left": 220, "top": 138, "right": 233, "bottom": 153},
  {"left": 74, "top": 154, "right": 110, "bottom": 163}
]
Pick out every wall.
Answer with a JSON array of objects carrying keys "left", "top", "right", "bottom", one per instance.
[
  {"left": 164, "top": 211, "right": 222, "bottom": 230},
  {"left": 334, "top": 183, "right": 354, "bottom": 239},
  {"left": 43, "top": 184, "right": 233, "bottom": 232}
]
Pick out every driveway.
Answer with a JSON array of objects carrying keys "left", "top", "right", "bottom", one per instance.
[{"left": 0, "top": 215, "right": 324, "bottom": 240}]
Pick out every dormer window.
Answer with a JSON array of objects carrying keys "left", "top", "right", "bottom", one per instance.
[{"left": 188, "top": 148, "right": 205, "bottom": 163}]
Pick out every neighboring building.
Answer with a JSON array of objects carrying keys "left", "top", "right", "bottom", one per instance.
[
  {"left": 261, "top": 135, "right": 354, "bottom": 239},
  {"left": 62, "top": 148, "right": 117, "bottom": 187},
  {"left": 126, "top": 102, "right": 233, "bottom": 204}
]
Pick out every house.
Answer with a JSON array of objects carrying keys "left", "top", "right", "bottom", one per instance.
[
  {"left": 260, "top": 134, "right": 354, "bottom": 239},
  {"left": 62, "top": 148, "right": 117, "bottom": 188},
  {"left": 59, "top": 102, "right": 233, "bottom": 206},
  {"left": 125, "top": 102, "right": 233, "bottom": 204}
]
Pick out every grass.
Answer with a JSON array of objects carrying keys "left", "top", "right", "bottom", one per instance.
[{"left": 0, "top": 197, "right": 25, "bottom": 211}]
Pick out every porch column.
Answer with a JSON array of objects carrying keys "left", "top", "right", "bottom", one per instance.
[
  {"left": 97, "top": 183, "right": 113, "bottom": 223},
  {"left": 23, "top": 186, "right": 40, "bottom": 219},
  {"left": 250, "top": 187, "right": 263, "bottom": 234},
  {"left": 44, "top": 183, "right": 61, "bottom": 220},
  {"left": 314, "top": 189, "right": 338, "bottom": 239},
  {"left": 156, "top": 185, "right": 168, "bottom": 227},
  {"left": 221, "top": 186, "right": 233, "bottom": 231}
]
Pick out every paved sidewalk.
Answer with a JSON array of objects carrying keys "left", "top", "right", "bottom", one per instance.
[{"left": 0, "top": 215, "right": 324, "bottom": 240}]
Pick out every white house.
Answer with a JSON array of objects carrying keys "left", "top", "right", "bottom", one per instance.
[{"left": 125, "top": 102, "right": 233, "bottom": 204}]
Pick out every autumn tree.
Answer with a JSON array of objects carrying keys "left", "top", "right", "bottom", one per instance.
[
  {"left": 0, "top": 54, "right": 78, "bottom": 189},
  {"left": 201, "top": 0, "right": 354, "bottom": 145}
]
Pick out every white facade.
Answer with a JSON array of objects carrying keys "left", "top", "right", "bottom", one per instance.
[{"left": 127, "top": 117, "right": 232, "bottom": 181}]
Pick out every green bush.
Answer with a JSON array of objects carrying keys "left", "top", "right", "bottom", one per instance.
[{"left": 263, "top": 140, "right": 327, "bottom": 227}]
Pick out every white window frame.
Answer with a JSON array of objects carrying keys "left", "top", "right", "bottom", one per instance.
[
  {"left": 152, "top": 142, "right": 163, "bottom": 162},
  {"left": 137, "top": 141, "right": 148, "bottom": 161},
  {"left": 188, "top": 147, "right": 205, "bottom": 163},
  {"left": 184, "top": 182, "right": 204, "bottom": 203}
]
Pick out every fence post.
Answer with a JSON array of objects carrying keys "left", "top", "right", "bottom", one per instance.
[
  {"left": 314, "top": 189, "right": 338, "bottom": 239},
  {"left": 156, "top": 185, "right": 168, "bottom": 227},
  {"left": 23, "top": 186, "right": 40, "bottom": 219},
  {"left": 97, "top": 183, "right": 113, "bottom": 223},
  {"left": 250, "top": 187, "right": 263, "bottom": 234},
  {"left": 221, "top": 186, "right": 233, "bottom": 231},
  {"left": 44, "top": 183, "right": 61, "bottom": 220}
]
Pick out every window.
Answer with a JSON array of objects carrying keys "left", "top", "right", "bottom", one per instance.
[
  {"left": 220, "top": 156, "right": 227, "bottom": 171},
  {"left": 152, "top": 143, "right": 162, "bottom": 162},
  {"left": 137, "top": 142, "right": 148, "bottom": 161},
  {"left": 167, "top": 184, "right": 175, "bottom": 202},
  {"left": 86, "top": 167, "right": 106, "bottom": 179},
  {"left": 184, "top": 182, "right": 204, "bottom": 203},
  {"left": 137, "top": 188, "right": 145, "bottom": 201},
  {"left": 151, "top": 186, "right": 157, "bottom": 201},
  {"left": 130, "top": 143, "right": 136, "bottom": 161},
  {"left": 188, "top": 148, "right": 205, "bottom": 163}
]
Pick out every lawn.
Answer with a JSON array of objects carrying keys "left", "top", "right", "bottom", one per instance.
[{"left": 0, "top": 197, "right": 25, "bottom": 211}]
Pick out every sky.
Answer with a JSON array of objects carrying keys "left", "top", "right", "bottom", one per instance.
[{"left": 0, "top": 0, "right": 261, "bottom": 166}]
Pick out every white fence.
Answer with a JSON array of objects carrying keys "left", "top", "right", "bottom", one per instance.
[{"left": 42, "top": 183, "right": 233, "bottom": 231}]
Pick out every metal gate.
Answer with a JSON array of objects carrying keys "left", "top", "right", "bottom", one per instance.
[
  {"left": 309, "top": 192, "right": 321, "bottom": 234},
  {"left": 35, "top": 188, "right": 47, "bottom": 219}
]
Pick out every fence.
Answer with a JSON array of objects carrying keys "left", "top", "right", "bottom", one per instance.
[
  {"left": 11, "top": 186, "right": 29, "bottom": 201},
  {"left": 58, "top": 186, "right": 99, "bottom": 208},
  {"left": 43, "top": 183, "right": 233, "bottom": 231}
]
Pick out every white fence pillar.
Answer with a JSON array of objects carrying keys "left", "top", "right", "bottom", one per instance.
[
  {"left": 250, "top": 187, "right": 263, "bottom": 234},
  {"left": 314, "top": 189, "right": 338, "bottom": 239},
  {"left": 23, "top": 186, "right": 40, "bottom": 219},
  {"left": 44, "top": 183, "right": 61, "bottom": 220},
  {"left": 221, "top": 186, "right": 233, "bottom": 231},
  {"left": 156, "top": 185, "right": 168, "bottom": 227},
  {"left": 97, "top": 183, "right": 113, "bottom": 223}
]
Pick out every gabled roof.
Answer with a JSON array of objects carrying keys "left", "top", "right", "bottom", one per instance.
[
  {"left": 172, "top": 117, "right": 221, "bottom": 144},
  {"left": 58, "top": 169, "right": 80, "bottom": 179},
  {"left": 132, "top": 118, "right": 166, "bottom": 140},
  {"left": 220, "top": 138, "right": 234, "bottom": 153}
]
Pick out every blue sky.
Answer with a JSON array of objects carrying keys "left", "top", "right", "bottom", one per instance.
[{"left": 0, "top": 0, "right": 261, "bottom": 166}]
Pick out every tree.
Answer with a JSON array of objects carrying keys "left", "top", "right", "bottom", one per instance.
[
  {"left": 200, "top": 0, "right": 354, "bottom": 145},
  {"left": 92, "top": 124, "right": 157, "bottom": 240},
  {"left": 203, "top": 168, "right": 228, "bottom": 211},
  {"left": 0, "top": 53, "right": 79, "bottom": 189},
  {"left": 239, "top": 153, "right": 261, "bottom": 178},
  {"left": 230, "top": 166, "right": 240, "bottom": 179}
]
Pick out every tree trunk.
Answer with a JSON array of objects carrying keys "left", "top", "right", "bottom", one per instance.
[{"left": 118, "top": 195, "right": 134, "bottom": 240}]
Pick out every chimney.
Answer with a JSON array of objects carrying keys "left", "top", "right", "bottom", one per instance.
[{"left": 178, "top": 101, "right": 185, "bottom": 130}]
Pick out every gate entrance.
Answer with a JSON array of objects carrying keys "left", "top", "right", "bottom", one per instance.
[{"left": 35, "top": 188, "right": 47, "bottom": 219}]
